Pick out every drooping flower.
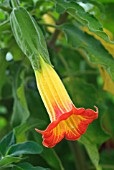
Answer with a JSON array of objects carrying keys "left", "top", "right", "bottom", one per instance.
[
  {"left": 35, "top": 57, "right": 98, "bottom": 148},
  {"left": 9, "top": 2, "right": 98, "bottom": 148}
]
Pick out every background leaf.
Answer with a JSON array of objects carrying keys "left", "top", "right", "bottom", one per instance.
[
  {"left": 7, "top": 141, "right": 43, "bottom": 156},
  {"left": 55, "top": 0, "right": 113, "bottom": 43},
  {"left": 11, "top": 70, "right": 30, "bottom": 127},
  {"left": 0, "top": 156, "right": 22, "bottom": 167},
  {"left": 41, "top": 148, "right": 64, "bottom": 170},
  {"left": 12, "top": 162, "right": 50, "bottom": 170},
  {"left": 62, "top": 24, "right": 114, "bottom": 81},
  {"left": 0, "top": 131, "right": 15, "bottom": 157}
]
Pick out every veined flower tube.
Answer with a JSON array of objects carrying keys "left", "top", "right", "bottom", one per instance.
[{"left": 35, "top": 57, "right": 98, "bottom": 148}]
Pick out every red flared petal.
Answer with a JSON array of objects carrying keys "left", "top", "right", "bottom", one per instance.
[{"left": 35, "top": 105, "right": 98, "bottom": 148}]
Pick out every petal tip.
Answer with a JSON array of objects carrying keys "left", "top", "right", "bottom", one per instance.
[
  {"left": 35, "top": 128, "right": 43, "bottom": 134},
  {"left": 94, "top": 105, "right": 98, "bottom": 113}
]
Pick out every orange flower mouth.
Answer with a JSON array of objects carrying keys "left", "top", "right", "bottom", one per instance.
[{"left": 35, "top": 105, "right": 98, "bottom": 148}]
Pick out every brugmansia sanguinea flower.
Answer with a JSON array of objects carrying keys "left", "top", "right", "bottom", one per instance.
[
  {"left": 35, "top": 57, "right": 98, "bottom": 148},
  {"left": 10, "top": 4, "right": 98, "bottom": 148}
]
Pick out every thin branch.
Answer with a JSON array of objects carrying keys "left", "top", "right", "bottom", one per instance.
[
  {"left": 48, "top": 12, "right": 68, "bottom": 48},
  {"left": 41, "top": 23, "right": 59, "bottom": 29}
]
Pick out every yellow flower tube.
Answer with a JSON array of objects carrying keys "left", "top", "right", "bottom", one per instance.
[{"left": 35, "top": 57, "right": 98, "bottom": 148}]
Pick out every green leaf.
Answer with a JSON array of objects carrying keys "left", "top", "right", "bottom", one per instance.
[
  {"left": 83, "top": 121, "right": 110, "bottom": 146},
  {"left": 7, "top": 141, "right": 43, "bottom": 156},
  {"left": 52, "top": 47, "right": 85, "bottom": 78},
  {"left": 79, "top": 138, "right": 102, "bottom": 170},
  {"left": 12, "top": 166, "right": 23, "bottom": 170},
  {"left": 62, "top": 24, "right": 114, "bottom": 81},
  {"left": 64, "top": 77, "right": 98, "bottom": 108},
  {"left": 0, "top": 10, "right": 5, "bottom": 20},
  {"left": 12, "top": 162, "right": 50, "bottom": 170},
  {"left": 11, "top": 78, "right": 30, "bottom": 127},
  {"left": 0, "top": 131, "right": 15, "bottom": 157},
  {"left": 14, "top": 118, "right": 47, "bottom": 143},
  {"left": 55, "top": 0, "right": 113, "bottom": 43},
  {"left": 78, "top": 120, "right": 110, "bottom": 169},
  {"left": 0, "top": 156, "right": 22, "bottom": 167},
  {"left": 100, "top": 149, "right": 114, "bottom": 169},
  {"left": 11, "top": 97, "right": 25, "bottom": 127},
  {"left": 102, "top": 102, "right": 114, "bottom": 136},
  {"left": 41, "top": 149, "right": 64, "bottom": 170},
  {"left": 17, "top": 83, "right": 30, "bottom": 121},
  {"left": 11, "top": 165, "right": 23, "bottom": 170},
  {"left": 25, "top": 89, "right": 49, "bottom": 125}
]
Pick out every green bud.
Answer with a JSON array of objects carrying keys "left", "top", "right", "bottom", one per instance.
[{"left": 10, "top": 6, "right": 51, "bottom": 70}]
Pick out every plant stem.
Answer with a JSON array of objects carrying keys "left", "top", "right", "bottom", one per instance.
[
  {"left": 69, "top": 141, "right": 87, "bottom": 170},
  {"left": 48, "top": 12, "right": 68, "bottom": 48},
  {"left": 10, "top": 0, "right": 20, "bottom": 8}
]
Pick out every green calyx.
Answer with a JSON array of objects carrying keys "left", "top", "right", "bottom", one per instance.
[{"left": 10, "top": 6, "right": 51, "bottom": 70}]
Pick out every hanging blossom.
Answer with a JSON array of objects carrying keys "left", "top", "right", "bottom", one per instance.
[{"left": 35, "top": 57, "right": 98, "bottom": 148}]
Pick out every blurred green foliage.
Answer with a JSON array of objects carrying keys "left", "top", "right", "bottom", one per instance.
[{"left": 0, "top": 0, "right": 114, "bottom": 170}]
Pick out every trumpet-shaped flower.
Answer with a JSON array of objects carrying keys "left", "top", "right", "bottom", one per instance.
[{"left": 35, "top": 57, "right": 98, "bottom": 148}]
